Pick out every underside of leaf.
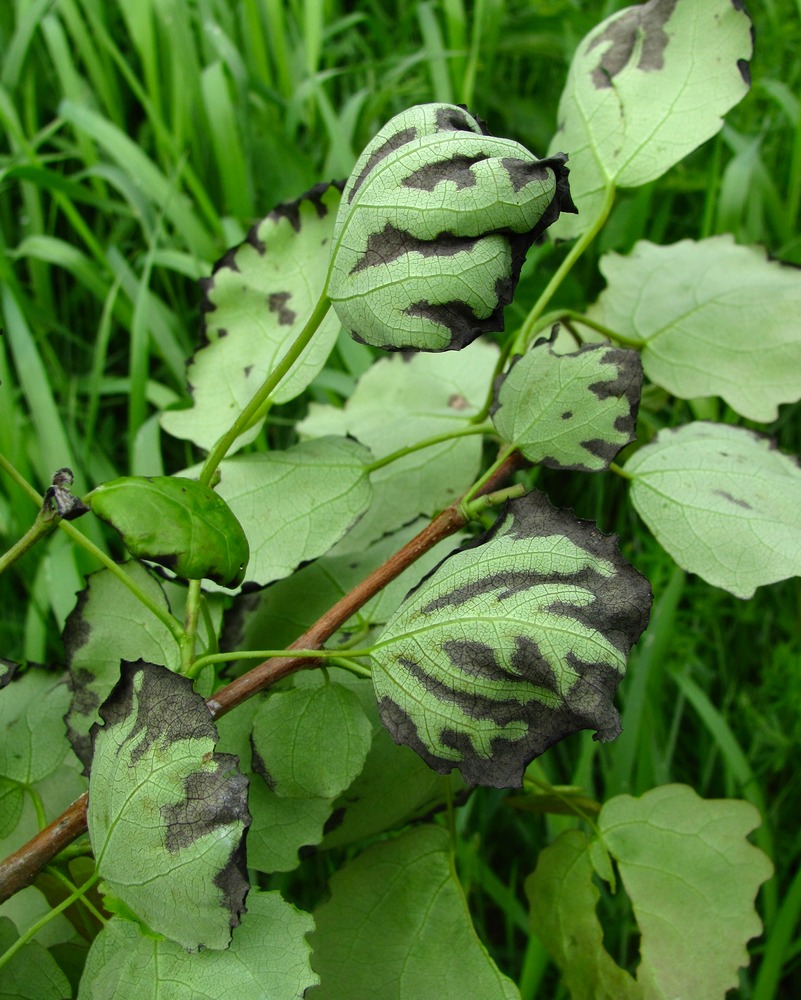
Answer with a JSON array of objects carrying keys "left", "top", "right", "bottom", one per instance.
[{"left": 372, "top": 491, "right": 652, "bottom": 787}]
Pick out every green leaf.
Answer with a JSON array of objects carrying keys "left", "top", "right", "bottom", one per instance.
[
  {"left": 87, "top": 476, "right": 249, "bottom": 588},
  {"left": 587, "top": 236, "right": 801, "bottom": 421},
  {"left": 549, "top": 0, "right": 752, "bottom": 238},
  {"left": 77, "top": 891, "right": 318, "bottom": 999},
  {"left": 300, "top": 343, "right": 496, "bottom": 551},
  {"left": 527, "top": 785, "right": 773, "bottom": 1000},
  {"left": 0, "top": 916, "right": 72, "bottom": 1000},
  {"left": 205, "top": 436, "right": 372, "bottom": 587},
  {"left": 87, "top": 661, "right": 250, "bottom": 951},
  {"left": 64, "top": 563, "right": 182, "bottom": 770},
  {"left": 161, "top": 182, "right": 344, "bottom": 453},
  {"left": 246, "top": 781, "right": 334, "bottom": 874},
  {"left": 308, "top": 826, "right": 520, "bottom": 999},
  {"left": 251, "top": 682, "right": 372, "bottom": 799},
  {"left": 492, "top": 338, "right": 642, "bottom": 471},
  {"left": 0, "top": 668, "right": 71, "bottom": 785},
  {"left": 372, "top": 491, "right": 651, "bottom": 787},
  {"left": 233, "top": 518, "right": 465, "bottom": 656},
  {"left": 321, "top": 676, "right": 453, "bottom": 851},
  {"left": 625, "top": 422, "right": 801, "bottom": 598},
  {"left": 329, "top": 102, "right": 575, "bottom": 350}
]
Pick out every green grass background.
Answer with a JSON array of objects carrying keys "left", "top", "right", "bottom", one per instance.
[{"left": 1, "top": 0, "right": 800, "bottom": 995}]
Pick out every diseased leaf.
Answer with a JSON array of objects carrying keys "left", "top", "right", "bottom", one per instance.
[
  {"left": 87, "top": 661, "right": 250, "bottom": 951},
  {"left": 492, "top": 339, "right": 642, "bottom": 471},
  {"left": 372, "top": 491, "right": 651, "bottom": 787},
  {"left": 64, "top": 563, "right": 182, "bottom": 770},
  {"left": 161, "top": 182, "right": 343, "bottom": 453},
  {"left": 0, "top": 658, "right": 17, "bottom": 687},
  {"left": 527, "top": 785, "right": 772, "bottom": 1000},
  {"left": 251, "top": 682, "right": 372, "bottom": 800},
  {"left": 300, "top": 343, "right": 496, "bottom": 551},
  {"left": 0, "top": 916, "right": 72, "bottom": 1000},
  {"left": 77, "top": 891, "right": 318, "bottom": 999},
  {"left": 329, "top": 102, "right": 575, "bottom": 350},
  {"left": 206, "top": 436, "right": 373, "bottom": 587},
  {"left": 308, "top": 826, "right": 520, "bottom": 999},
  {"left": 549, "top": 0, "right": 752, "bottom": 238},
  {"left": 625, "top": 422, "right": 801, "bottom": 597},
  {"left": 588, "top": 236, "right": 801, "bottom": 421},
  {"left": 87, "top": 476, "right": 249, "bottom": 587}
]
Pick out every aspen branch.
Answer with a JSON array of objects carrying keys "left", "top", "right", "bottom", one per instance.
[{"left": 0, "top": 452, "right": 522, "bottom": 904}]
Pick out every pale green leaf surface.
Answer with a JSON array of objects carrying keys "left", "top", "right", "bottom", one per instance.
[
  {"left": 308, "top": 826, "right": 520, "bottom": 999},
  {"left": 330, "top": 103, "right": 573, "bottom": 351},
  {"left": 0, "top": 669, "right": 70, "bottom": 785},
  {"left": 526, "top": 830, "right": 640, "bottom": 1000},
  {"left": 87, "top": 661, "right": 250, "bottom": 951},
  {"left": 373, "top": 491, "right": 651, "bottom": 787},
  {"left": 87, "top": 476, "right": 249, "bottom": 587},
  {"left": 161, "top": 183, "right": 343, "bottom": 453},
  {"left": 625, "top": 422, "right": 801, "bottom": 597},
  {"left": 64, "top": 563, "right": 181, "bottom": 770},
  {"left": 599, "top": 784, "right": 773, "bottom": 1000},
  {"left": 77, "top": 892, "right": 317, "bottom": 999},
  {"left": 549, "top": 0, "right": 752, "bottom": 238},
  {"left": 0, "top": 916, "right": 72, "bottom": 1000},
  {"left": 208, "top": 436, "right": 372, "bottom": 587},
  {"left": 251, "top": 683, "right": 372, "bottom": 799},
  {"left": 300, "top": 343, "right": 496, "bottom": 551},
  {"left": 492, "top": 339, "right": 642, "bottom": 470},
  {"left": 588, "top": 236, "right": 801, "bottom": 420}
]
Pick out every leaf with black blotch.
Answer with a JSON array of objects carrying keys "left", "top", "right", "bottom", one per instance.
[
  {"left": 329, "top": 103, "right": 575, "bottom": 351},
  {"left": 87, "top": 475, "right": 249, "bottom": 587},
  {"left": 161, "top": 182, "right": 344, "bottom": 453},
  {"left": 492, "top": 339, "right": 642, "bottom": 471},
  {"left": 372, "top": 491, "right": 651, "bottom": 787},
  {"left": 549, "top": 0, "right": 752, "bottom": 238},
  {"left": 87, "top": 660, "right": 251, "bottom": 951},
  {"left": 64, "top": 562, "right": 182, "bottom": 770}
]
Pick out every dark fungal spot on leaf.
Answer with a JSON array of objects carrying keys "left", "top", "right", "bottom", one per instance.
[
  {"left": 350, "top": 223, "right": 481, "bottom": 275},
  {"left": 62, "top": 584, "right": 93, "bottom": 658},
  {"left": 404, "top": 296, "right": 508, "bottom": 351},
  {"left": 249, "top": 741, "right": 276, "bottom": 791},
  {"left": 90, "top": 660, "right": 217, "bottom": 769},
  {"left": 562, "top": 411, "right": 573, "bottom": 420},
  {"left": 0, "top": 658, "right": 18, "bottom": 688},
  {"left": 580, "top": 437, "right": 623, "bottom": 466},
  {"left": 348, "top": 128, "right": 418, "bottom": 204},
  {"left": 268, "top": 291, "right": 296, "bottom": 326},
  {"left": 161, "top": 754, "right": 251, "bottom": 853},
  {"left": 500, "top": 157, "right": 553, "bottom": 194},
  {"left": 213, "top": 837, "right": 250, "bottom": 934},
  {"left": 712, "top": 490, "right": 753, "bottom": 510},
  {"left": 434, "top": 105, "right": 479, "bottom": 133},
  {"left": 737, "top": 58, "right": 751, "bottom": 85},
  {"left": 449, "top": 393, "right": 469, "bottom": 410},
  {"left": 586, "top": 0, "right": 677, "bottom": 89},
  {"left": 401, "top": 154, "right": 484, "bottom": 192}
]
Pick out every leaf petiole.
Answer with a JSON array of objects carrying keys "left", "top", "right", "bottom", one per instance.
[{"left": 364, "top": 422, "right": 494, "bottom": 474}]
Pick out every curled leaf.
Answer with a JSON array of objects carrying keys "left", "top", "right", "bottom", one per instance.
[
  {"left": 372, "top": 491, "right": 651, "bottom": 787},
  {"left": 87, "top": 475, "right": 249, "bottom": 588},
  {"left": 328, "top": 103, "right": 576, "bottom": 351}
]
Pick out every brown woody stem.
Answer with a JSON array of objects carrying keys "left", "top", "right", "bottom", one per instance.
[{"left": 0, "top": 451, "right": 522, "bottom": 904}]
